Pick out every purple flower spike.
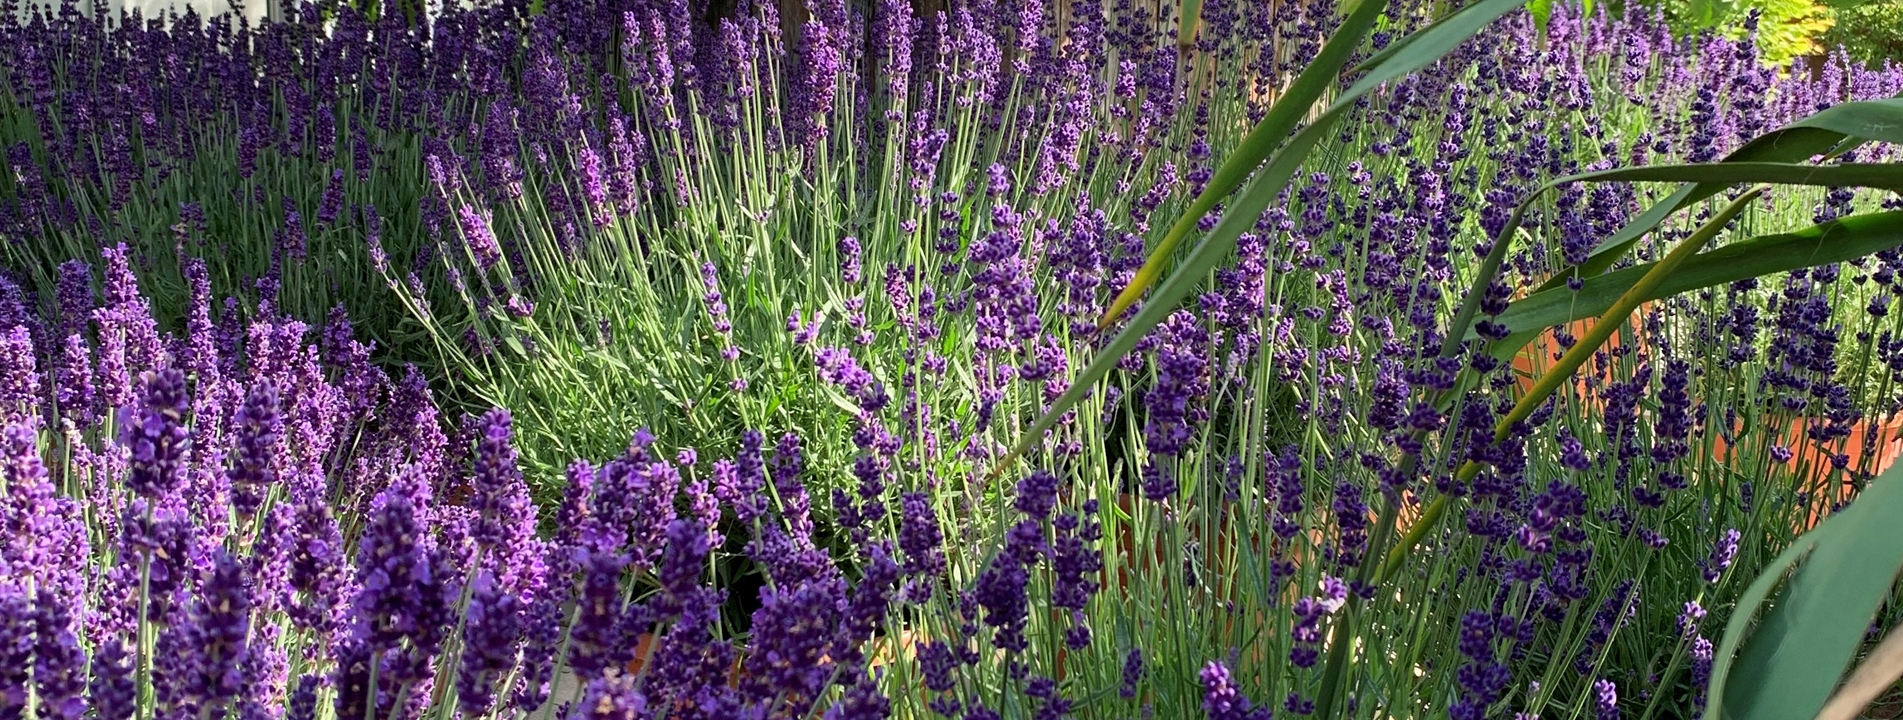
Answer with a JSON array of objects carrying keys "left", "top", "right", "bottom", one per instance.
[
  {"left": 123, "top": 368, "right": 191, "bottom": 500},
  {"left": 33, "top": 596, "right": 87, "bottom": 720},
  {"left": 458, "top": 572, "right": 525, "bottom": 716},
  {"left": 0, "top": 326, "right": 41, "bottom": 425},
  {"left": 228, "top": 381, "right": 281, "bottom": 518},
  {"left": 0, "top": 587, "right": 30, "bottom": 720},
  {"left": 1200, "top": 661, "right": 1271, "bottom": 720},
  {"left": 1593, "top": 679, "right": 1620, "bottom": 720},
  {"left": 458, "top": 205, "right": 503, "bottom": 271}
]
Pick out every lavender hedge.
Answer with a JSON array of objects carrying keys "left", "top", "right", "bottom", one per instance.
[{"left": 4, "top": 0, "right": 1903, "bottom": 716}]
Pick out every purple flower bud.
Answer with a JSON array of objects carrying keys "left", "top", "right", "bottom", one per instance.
[
  {"left": 1702, "top": 528, "right": 1741, "bottom": 583},
  {"left": 458, "top": 205, "right": 503, "bottom": 271},
  {"left": 1593, "top": 679, "right": 1620, "bottom": 720},
  {"left": 228, "top": 381, "right": 281, "bottom": 518}
]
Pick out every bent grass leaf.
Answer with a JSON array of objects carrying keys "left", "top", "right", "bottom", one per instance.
[
  {"left": 1482, "top": 211, "right": 1903, "bottom": 356},
  {"left": 1337, "top": 0, "right": 1532, "bottom": 101},
  {"left": 999, "top": 0, "right": 1532, "bottom": 482},
  {"left": 1098, "top": 0, "right": 1393, "bottom": 332},
  {"left": 1707, "top": 458, "right": 1903, "bottom": 720},
  {"left": 1532, "top": 97, "right": 1903, "bottom": 293},
  {"left": 1545, "top": 161, "right": 1903, "bottom": 190}
]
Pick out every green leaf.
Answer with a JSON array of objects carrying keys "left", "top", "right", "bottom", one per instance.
[
  {"left": 1534, "top": 97, "right": 1903, "bottom": 292},
  {"left": 1005, "top": 0, "right": 1536, "bottom": 482},
  {"left": 1710, "top": 458, "right": 1903, "bottom": 720},
  {"left": 1098, "top": 0, "right": 1396, "bottom": 328},
  {"left": 1337, "top": 0, "right": 1531, "bottom": 103},
  {"left": 1704, "top": 529, "right": 1831, "bottom": 720},
  {"left": 1349, "top": 0, "right": 1525, "bottom": 79},
  {"left": 1549, "top": 162, "right": 1903, "bottom": 190},
  {"left": 1177, "top": 0, "right": 1205, "bottom": 49},
  {"left": 1483, "top": 211, "right": 1903, "bottom": 355},
  {"left": 502, "top": 334, "right": 529, "bottom": 359}
]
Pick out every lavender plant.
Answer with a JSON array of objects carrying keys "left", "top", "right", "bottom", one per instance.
[{"left": 4, "top": 0, "right": 1903, "bottom": 717}]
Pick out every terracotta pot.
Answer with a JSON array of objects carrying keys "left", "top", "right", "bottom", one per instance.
[
  {"left": 1511, "top": 306, "right": 1651, "bottom": 402},
  {"left": 1708, "top": 412, "right": 1903, "bottom": 529}
]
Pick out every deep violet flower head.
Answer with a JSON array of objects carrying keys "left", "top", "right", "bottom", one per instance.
[
  {"left": 228, "top": 380, "right": 282, "bottom": 518},
  {"left": 457, "top": 572, "right": 525, "bottom": 716},
  {"left": 122, "top": 368, "right": 191, "bottom": 499},
  {"left": 1200, "top": 661, "right": 1272, "bottom": 720}
]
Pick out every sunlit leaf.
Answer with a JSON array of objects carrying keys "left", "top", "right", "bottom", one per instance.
[{"left": 1483, "top": 211, "right": 1903, "bottom": 355}]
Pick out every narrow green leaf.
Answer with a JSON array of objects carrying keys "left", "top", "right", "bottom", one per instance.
[
  {"left": 1715, "top": 458, "right": 1903, "bottom": 719},
  {"left": 1348, "top": 0, "right": 1519, "bottom": 76},
  {"left": 1337, "top": 0, "right": 1532, "bottom": 103},
  {"left": 1549, "top": 162, "right": 1903, "bottom": 190},
  {"left": 1533, "top": 97, "right": 1903, "bottom": 292},
  {"left": 1483, "top": 211, "right": 1903, "bottom": 355},
  {"left": 1099, "top": 0, "right": 1396, "bottom": 329},
  {"left": 1177, "top": 0, "right": 1204, "bottom": 50}
]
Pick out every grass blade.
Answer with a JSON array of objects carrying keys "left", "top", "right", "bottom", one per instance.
[
  {"left": 1547, "top": 161, "right": 1903, "bottom": 190},
  {"left": 1099, "top": 0, "right": 1392, "bottom": 330},
  {"left": 1533, "top": 97, "right": 1903, "bottom": 292},
  {"left": 1337, "top": 0, "right": 1534, "bottom": 102},
  {"left": 1483, "top": 210, "right": 1903, "bottom": 355}
]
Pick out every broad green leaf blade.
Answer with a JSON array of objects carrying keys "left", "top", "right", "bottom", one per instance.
[
  {"left": 1716, "top": 458, "right": 1903, "bottom": 720},
  {"left": 1098, "top": 0, "right": 1391, "bottom": 329},
  {"left": 1816, "top": 623, "right": 1903, "bottom": 720},
  {"left": 1532, "top": 97, "right": 1903, "bottom": 293},
  {"left": 1482, "top": 211, "right": 1903, "bottom": 355},
  {"left": 1549, "top": 162, "right": 1903, "bottom": 190},
  {"left": 1704, "top": 529, "right": 1832, "bottom": 720},
  {"left": 1177, "top": 0, "right": 1204, "bottom": 49},
  {"left": 1336, "top": 0, "right": 1534, "bottom": 104}
]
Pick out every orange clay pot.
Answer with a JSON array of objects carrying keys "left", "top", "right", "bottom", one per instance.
[
  {"left": 1511, "top": 305, "right": 1652, "bottom": 403},
  {"left": 1707, "top": 412, "right": 1903, "bottom": 529}
]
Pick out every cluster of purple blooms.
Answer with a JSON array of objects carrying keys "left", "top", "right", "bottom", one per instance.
[
  {"left": 2, "top": 0, "right": 1903, "bottom": 715},
  {"left": 0, "top": 247, "right": 1079, "bottom": 718}
]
